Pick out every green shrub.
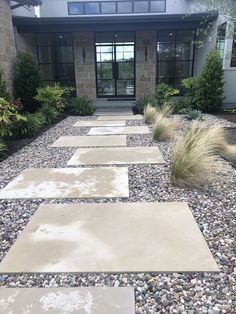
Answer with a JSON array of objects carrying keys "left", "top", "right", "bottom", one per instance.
[
  {"left": 0, "top": 69, "right": 11, "bottom": 101},
  {"left": 35, "top": 83, "right": 71, "bottom": 112},
  {"left": 155, "top": 83, "right": 179, "bottom": 107},
  {"left": 144, "top": 104, "right": 156, "bottom": 124},
  {"left": 156, "top": 102, "right": 173, "bottom": 117},
  {"left": 136, "top": 96, "right": 155, "bottom": 114},
  {"left": 172, "top": 98, "right": 192, "bottom": 114},
  {"left": 170, "top": 122, "right": 226, "bottom": 187},
  {"left": 11, "top": 111, "right": 46, "bottom": 138},
  {"left": 14, "top": 52, "right": 41, "bottom": 112},
  {"left": 39, "top": 104, "right": 60, "bottom": 124},
  {"left": 186, "top": 109, "right": 203, "bottom": 121},
  {"left": 0, "top": 141, "right": 7, "bottom": 160},
  {"left": 67, "top": 96, "right": 95, "bottom": 116},
  {"left": 197, "top": 49, "right": 224, "bottom": 112},
  {"left": 0, "top": 97, "right": 26, "bottom": 137},
  {"left": 182, "top": 50, "right": 224, "bottom": 113}
]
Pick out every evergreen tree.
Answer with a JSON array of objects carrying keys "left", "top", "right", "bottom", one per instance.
[
  {"left": 14, "top": 52, "right": 41, "bottom": 112},
  {"left": 197, "top": 49, "right": 224, "bottom": 112}
]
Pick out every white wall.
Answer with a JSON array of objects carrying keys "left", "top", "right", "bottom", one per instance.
[{"left": 40, "top": 0, "right": 191, "bottom": 17}]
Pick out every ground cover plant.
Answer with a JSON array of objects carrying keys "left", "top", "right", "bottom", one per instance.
[
  {"left": 155, "top": 83, "right": 179, "bottom": 107},
  {"left": 186, "top": 109, "right": 203, "bottom": 120},
  {"left": 67, "top": 96, "right": 95, "bottom": 116},
  {"left": 170, "top": 122, "right": 230, "bottom": 187}
]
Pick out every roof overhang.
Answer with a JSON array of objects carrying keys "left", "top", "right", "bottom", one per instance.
[{"left": 13, "top": 11, "right": 219, "bottom": 33}]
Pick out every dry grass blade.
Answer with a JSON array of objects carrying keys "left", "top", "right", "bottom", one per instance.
[
  {"left": 170, "top": 122, "right": 227, "bottom": 188},
  {"left": 153, "top": 114, "right": 174, "bottom": 141},
  {"left": 157, "top": 102, "right": 173, "bottom": 117},
  {"left": 144, "top": 104, "right": 157, "bottom": 124}
]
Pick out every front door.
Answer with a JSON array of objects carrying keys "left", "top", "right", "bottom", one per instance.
[{"left": 95, "top": 32, "right": 135, "bottom": 97}]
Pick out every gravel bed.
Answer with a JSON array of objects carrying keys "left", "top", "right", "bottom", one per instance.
[{"left": 0, "top": 114, "right": 236, "bottom": 313}]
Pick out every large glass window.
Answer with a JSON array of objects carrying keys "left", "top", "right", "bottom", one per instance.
[
  {"left": 231, "top": 24, "right": 236, "bottom": 67},
  {"left": 36, "top": 33, "right": 75, "bottom": 86},
  {"left": 156, "top": 31, "right": 195, "bottom": 91},
  {"left": 68, "top": 0, "right": 166, "bottom": 15}
]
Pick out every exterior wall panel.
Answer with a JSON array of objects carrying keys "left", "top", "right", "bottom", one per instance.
[
  {"left": 136, "top": 31, "right": 156, "bottom": 99},
  {"left": 0, "top": 0, "right": 17, "bottom": 92},
  {"left": 74, "top": 32, "right": 97, "bottom": 99}
]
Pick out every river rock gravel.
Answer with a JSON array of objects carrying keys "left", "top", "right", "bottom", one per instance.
[{"left": 0, "top": 114, "right": 235, "bottom": 313}]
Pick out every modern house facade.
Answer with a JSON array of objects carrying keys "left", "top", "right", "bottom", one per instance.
[{"left": 1, "top": 0, "right": 236, "bottom": 106}]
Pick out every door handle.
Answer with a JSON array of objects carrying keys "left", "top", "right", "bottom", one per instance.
[{"left": 113, "top": 62, "right": 118, "bottom": 80}]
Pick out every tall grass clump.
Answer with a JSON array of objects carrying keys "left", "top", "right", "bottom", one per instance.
[
  {"left": 170, "top": 122, "right": 228, "bottom": 187},
  {"left": 153, "top": 114, "right": 174, "bottom": 141},
  {"left": 144, "top": 104, "right": 157, "bottom": 124},
  {"left": 157, "top": 102, "right": 173, "bottom": 117}
]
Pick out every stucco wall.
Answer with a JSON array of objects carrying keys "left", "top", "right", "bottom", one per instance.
[
  {"left": 40, "top": 0, "right": 191, "bottom": 17},
  {"left": 0, "top": 0, "right": 16, "bottom": 93},
  {"left": 73, "top": 32, "right": 97, "bottom": 99},
  {"left": 135, "top": 31, "right": 156, "bottom": 100}
]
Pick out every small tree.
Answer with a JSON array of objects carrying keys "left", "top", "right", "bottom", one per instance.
[
  {"left": 197, "top": 49, "right": 224, "bottom": 112},
  {"left": 14, "top": 52, "right": 41, "bottom": 112},
  {"left": 0, "top": 70, "right": 11, "bottom": 101}
]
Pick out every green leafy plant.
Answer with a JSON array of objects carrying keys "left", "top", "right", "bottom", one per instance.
[
  {"left": 186, "top": 109, "right": 203, "bottom": 121},
  {"left": 39, "top": 105, "right": 60, "bottom": 124},
  {"left": 172, "top": 98, "right": 192, "bottom": 114},
  {"left": 14, "top": 52, "right": 41, "bottom": 112},
  {"left": 0, "top": 141, "right": 7, "bottom": 160},
  {"left": 182, "top": 49, "right": 224, "bottom": 112},
  {"left": 144, "top": 104, "right": 157, "bottom": 124},
  {"left": 35, "top": 84, "right": 68, "bottom": 112},
  {"left": 0, "top": 97, "right": 26, "bottom": 137},
  {"left": 153, "top": 114, "right": 174, "bottom": 141},
  {"left": 136, "top": 96, "right": 155, "bottom": 114},
  {"left": 67, "top": 96, "right": 95, "bottom": 116},
  {"left": 155, "top": 83, "right": 179, "bottom": 107},
  {"left": 170, "top": 122, "right": 227, "bottom": 187},
  {"left": 11, "top": 111, "right": 46, "bottom": 138},
  {"left": 0, "top": 69, "right": 11, "bottom": 101}
]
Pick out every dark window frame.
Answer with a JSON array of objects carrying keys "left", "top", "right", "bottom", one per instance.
[
  {"left": 156, "top": 30, "right": 196, "bottom": 92},
  {"left": 67, "top": 0, "right": 166, "bottom": 15},
  {"left": 36, "top": 33, "right": 75, "bottom": 86}
]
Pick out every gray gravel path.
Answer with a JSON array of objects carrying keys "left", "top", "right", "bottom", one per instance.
[{"left": 0, "top": 114, "right": 235, "bottom": 313}]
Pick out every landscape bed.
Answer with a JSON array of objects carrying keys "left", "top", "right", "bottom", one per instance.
[{"left": 0, "top": 114, "right": 235, "bottom": 313}]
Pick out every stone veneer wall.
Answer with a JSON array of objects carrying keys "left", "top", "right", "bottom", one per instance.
[
  {"left": 135, "top": 31, "right": 157, "bottom": 100},
  {"left": 0, "top": 0, "right": 17, "bottom": 93},
  {"left": 73, "top": 32, "right": 96, "bottom": 100}
]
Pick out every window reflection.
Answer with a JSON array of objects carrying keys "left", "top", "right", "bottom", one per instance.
[{"left": 156, "top": 31, "right": 195, "bottom": 91}]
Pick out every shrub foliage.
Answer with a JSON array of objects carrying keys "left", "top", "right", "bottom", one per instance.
[
  {"left": 0, "top": 69, "right": 11, "bottom": 101},
  {"left": 67, "top": 96, "right": 95, "bottom": 116},
  {"left": 14, "top": 52, "right": 41, "bottom": 112}
]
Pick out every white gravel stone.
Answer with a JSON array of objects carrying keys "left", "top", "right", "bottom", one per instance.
[{"left": 0, "top": 114, "right": 235, "bottom": 313}]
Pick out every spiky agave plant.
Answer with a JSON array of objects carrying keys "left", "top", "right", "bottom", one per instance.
[
  {"left": 144, "top": 104, "right": 157, "bottom": 124},
  {"left": 170, "top": 122, "right": 227, "bottom": 187},
  {"left": 153, "top": 114, "right": 174, "bottom": 141}
]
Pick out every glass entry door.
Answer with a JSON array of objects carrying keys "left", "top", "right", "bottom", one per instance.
[{"left": 95, "top": 32, "right": 135, "bottom": 97}]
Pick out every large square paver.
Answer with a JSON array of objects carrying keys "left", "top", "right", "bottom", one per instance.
[
  {"left": 0, "top": 168, "right": 129, "bottom": 199},
  {"left": 94, "top": 108, "right": 133, "bottom": 116},
  {"left": 97, "top": 115, "right": 143, "bottom": 121},
  {"left": 50, "top": 136, "right": 127, "bottom": 147},
  {"left": 67, "top": 147, "right": 165, "bottom": 165},
  {"left": 88, "top": 126, "right": 150, "bottom": 135},
  {"left": 73, "top": 120, "right": 126, "bottom": 127},
  {"left": 0, "top": 287, "right": 135, "bottom": 314},
  {"left": 0, "top": 202, "right": 219, "bottom": 273}
]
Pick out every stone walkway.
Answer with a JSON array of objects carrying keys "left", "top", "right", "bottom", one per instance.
[{"left": 0, "top": 108, "right": 220, "bottom": 313}]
